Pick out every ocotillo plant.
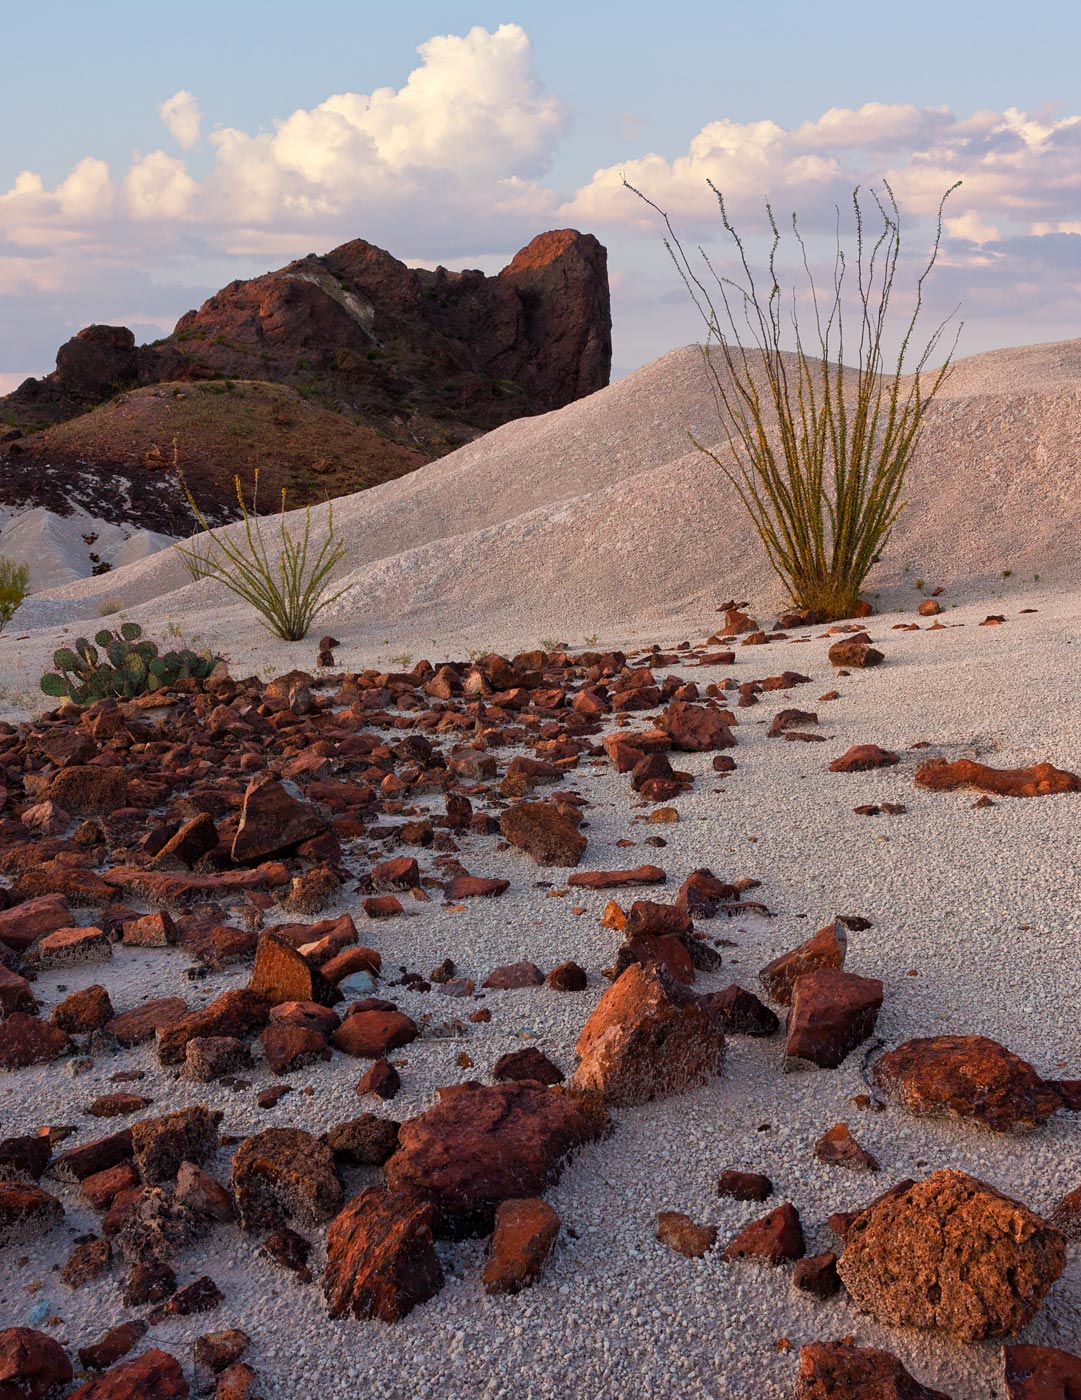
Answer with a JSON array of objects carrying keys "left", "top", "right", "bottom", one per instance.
[{"left": 628, "top": 178, "right": 961, "bottom": 619}]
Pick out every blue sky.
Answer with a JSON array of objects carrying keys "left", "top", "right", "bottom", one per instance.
[{"left": 2, "top": 1, "right": 1079, "bottom": 386}]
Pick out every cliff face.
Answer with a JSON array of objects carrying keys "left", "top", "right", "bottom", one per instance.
[
  {"left": 0, "top": 228, "right": 611, "bottom": 531},
  {"left": 4, "top": 229, "right": 611, "bottom": 452}
]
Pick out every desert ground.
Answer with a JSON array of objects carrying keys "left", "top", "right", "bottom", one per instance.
[{"left": 1, "top": 338, "right": 1080, "bottom": 1399}]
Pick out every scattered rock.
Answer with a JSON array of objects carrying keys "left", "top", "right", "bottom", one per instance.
[
  {"left": 499, "top": 802, "right": 587, "bottom": 866},
  {"left": 791, "top": 1252, "right": 841, "bottom": 1300},
  {"left": 723, "top": 1202, "right": 805, "bottom": 1264},
  {"left": 814, "top": 1122, "right": 880, "bottom": 1170},
  {"left": 656, "top": 1211, "right": 717, "bottom": 1258},
  {"left": 795, "top": 1341, "right": 951, "bottom": 1399},
  {"left": 0, "top": 1327, "right": 73, "bottom": 1399},
  {"left": 915, "top": 758, "right": 1081, "bottom": 797},
  {"left": 66, "top": 1348, "right": 188, "bottom": 1400},
  {"left": 759, "top": 921, "right": 847, "bottom": 1006},
  {"left": 785, "top": 970, "right": 883, "bottom": 1071},
  {"left": 323, "top": 1187, "right": 443, "bottom": 1322},
  {"left": 717, "top": 1170, "right": 773, "bottom": 1202},
  {"left": 829, "top": 745, "right": 900, "bottom": 772},
  {"left": 484, "top": 1197, "right": 561, "bottom": 1293},
  {"left": 1002, "top": 1344, "right": 1081, "bottom": 1399},
  {"left": 0, "top": 1181, "right": 63, "bottom": 1244},
  {"left": 232, "top": 1128, "right": 342, "bottom": 1232}
]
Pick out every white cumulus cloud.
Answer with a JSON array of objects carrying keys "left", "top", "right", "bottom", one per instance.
[{"left": 159, "top": 90, "right": 203, "bottom": 150}]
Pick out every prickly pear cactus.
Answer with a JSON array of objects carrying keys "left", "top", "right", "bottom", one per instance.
[{"left": 40, "top": 621, "right": 221, "bottom": 705}]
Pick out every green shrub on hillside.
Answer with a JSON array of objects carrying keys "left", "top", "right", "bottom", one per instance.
[{"left": 0, "top": 557, "right": 29, "bottom": 631}]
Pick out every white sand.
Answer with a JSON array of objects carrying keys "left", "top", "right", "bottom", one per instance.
[
  {"left": 1, "top": 593, "right": 1080, "bottom": 1399},
  {"left": 0, "top": 504, "right": 174, "bottom": 595}
]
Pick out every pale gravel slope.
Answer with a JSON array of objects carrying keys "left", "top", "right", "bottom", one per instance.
[
  {"left": 1, "top": 593, "right": 1080, "bottom": 1398},
  {"left": 2, "top": 335, "right": 1079, "bottom": 721}
]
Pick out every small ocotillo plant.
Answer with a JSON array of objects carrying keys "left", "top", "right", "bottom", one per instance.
[
  {"left": 176, "top": 471, "right": 348, "bottom": 641},
  {"left": 628, "top": 178, "right": 961, "bottom": 619},
  {"left": 0, "top": 556, "right": 29, "bottom": 631}
]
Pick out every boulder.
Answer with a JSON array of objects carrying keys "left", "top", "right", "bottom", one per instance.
[
  {"left": 872, "top": 1035, "right": 1064, "bottom": 1133},
  {"left": 247, "top": 933, "right": 337, "bottom": 1008},
  {"left": 384, "top": 1080, "right": 601, "bottom": 1235},
  {"left": 0, "top": 1014, "right": 71, "bottom": 1070},
  {"left": 785, "top": 970, "right": 883, "bottom": 1070},
  {"left": 499, "top": 802, "right": 587, "bottom": 866},
  {"left": 795, "top": 1341, "right": 951, "bottom": 1399},
  {"left": 484, "top": 1198, "right": 561, "bottom": 1293},
  {"left": 659, "top": 700, "right": 736, "bottom": 752},
  {"left": 571, "top": 963, "right": 725, "bottom": 1104},
  {"left": 231, "top": 777, "right": 325, "bottom": 862},
  {"left": 131, "top": 1107, "right": 221, "bottom": 1184},
  {"left": 323, "top": 1187, "right": 443, "bottom": 1322},
  {"left": 0, "top": 1327, "right": 73, "bottom": 1400},
  {"left": 66, "top": 1348, "right": 188, "bottom": 1399},
  {"left": 231, "top": 1128, "right": 342, "bottom": 1232},
  {"left": 837, "top": 1169, "right": 1065, "bottom": 1341},
  {"left": 1002, "top": 1344, "right": 1081, "bottom": 1399}
]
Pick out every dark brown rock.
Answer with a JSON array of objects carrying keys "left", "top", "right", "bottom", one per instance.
[
  {"left": 759, "top": 921, "right": 847, "bottom": 1006},
  {"left": 259, "top": 1023, "right": 331, "bottom": 1075},
  {"left": 483, "top": 961, "right": 545, "bottom": 989},
  {"left": 232, "top": 777, "right": 325, "bottom": 862},
  {"left": 656, "top": 1211, "right": 717, "bottom": 1258},
  {"left": 705, "top": 985, "right": 780, "bottom": 1036},
  {"left": 1002, "top": 1344, "right": 1081, "bottom": 1399},
  {"left": 131, "top": 1107, "right": 221, "bottom": 1185},
  {"left": 0, "top": 1180, "right": 64, "bottom": 1245},
  {"left": 723, "top": 1202, "right": 805, "bottom": 1264},
  {"left": 232, "top": 1128, "right": 342, "bottom": 1232},
  {"left": 156, "top": 989, "right": 269, "bottom": 1066},
  {"left": 77, "top": 1321, "right": 147, "bottom": 1372},
  {"left": 0, "top": 1014, "right": 71, "bottom": 1070},
  {"left": 499, "top": 802, "right": 587, "bottom": 866},
  {"left": 795, "top": 1341, "right": 951, "bottom": 1399},
  {"left": 493, "top": 1048, "right": 564, "bottom": 1086},
  {"left": 546, "top": 961, "right": 587, "bottom": 991},
  {"left": 791, "top": 1252, "right": 841, "bottom": 1300},
  {"left": 322, "top": 1115, "right": 400, "bottom": 1166},
  {"left": 814, "top": 1122, "right": 880, "bottom": 1170},
  {"left": 717, "top": 1170, "right": 773, "bottom": 1202},
  {"left": 0, "top": 1327, "right": 73, "bottom": 1399}
]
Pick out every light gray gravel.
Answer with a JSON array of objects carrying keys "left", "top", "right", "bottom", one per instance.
[{"left": 3, "top": 594, "right": 1081, "bottom": 1397}]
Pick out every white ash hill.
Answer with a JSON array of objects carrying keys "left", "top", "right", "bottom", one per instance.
[{"left": 11, "top": 335, "right": 1081, "bottom": 663}]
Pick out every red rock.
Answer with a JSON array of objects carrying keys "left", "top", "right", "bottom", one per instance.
[
  {"left": 356, "top": 1058, "right": 400, "bottom": 1100},
  {"left": 0, "top": 1013, "right": 71, "bottom": 1069},
  {"left": 0, "top": 1327, "right": 73, "bottom": 1399},
  {"left": 193, "top": 1329, "right": 250, "bottom": 1376},
  {"left": 259, "top": 1023, "right": 330, "bottom": 1075},
  {"left": 269, "top": 1000, "right": 341, "bottom": 1036},
  {"left": 0, "top": 894, "right": 71, "bottom": 952},
  {"left": 830, "top": 745, "right": 900, "bottom": 772},
  {"left": 483, "top": 961, "right": 545, "bottom": 989},
  {"left": 723, "top": 1202, "right": 805, "bottom": 1264},
  {"left": 175, "top": 1162, "right": 235, "bottom": 1222},
  {"left": 499, "top": 802, "right": 587, "bottom": 866},
  {"left": 872, "top": 1035, "right": 1064, "bottom": 1133},
  {"left": 759, "top": 920, "right": 847, "bottom": 1005},
  {"left": 53, "top": 984, "right": 114, "bottom": 1033},
  {"left": 332, "top": 1010, "right": 418, "bottom": 1058},
  {"left": 320, "top": 946, "right": 381, "bottom": 983},
  {"left": 791, "top": 1252, "right": 841, "bottom": 1300},
  {"left": 795, "top": 1341, "right": 951, "bottom": 1399},
  {"left": 656, "top": 1211, "right": 717, "bottom": 1258},
  {"left": 0, "top": 966, "right": 37, "bottom": 1017},
  {"left": 659, "top": 700, "right": 736, "bottom": 752},
  {"left": 66, "top": 1348, "right": 188, "bottom": 1399},
  {"left": 87, "top": 1093, "right": 151, "bottom": 1119},
  {"left": 484, "top": 1197, "right": 561, "bottom": 1293},
  {"left": 77, "top": 1321, "right": 147, "bottom": 1371},
  {"left": 182, "top": 1035, "right": 252, "bottom": 1083},
  {"left": 370, "top": 855, "right": 420, "bottom": 890},
  {"left": 0, "top": 1134, "right": 50, "bottom": 1181},
  {"left": 41, "top": 765, "right": 127, "bottom": 818},
  {"left": 785, "top": 970, "right": 883, "bottom": 1070},
  {"left": 717, "top": 1170, "right": 773, "bottom": 1202},
  {"left": 156, "top": 989, "right": 269, "bottom": 1065},
  {"left": 615, "top": 932, "right": 695, "bottom": 984},
  {"left": 231, "top": 776, "right": 326, "bottom": 861},
  {"left": 81, "top": 1162, "right": 139, "bottom": 1211},
  {"left": 384, "top": 1080, "right": 602, "bottom": 1235},
  {"left": 838, "top": 1170, "right": 1065, "bottom": 1341},
  {"left": 151, "top": 813, "right": 219, "bottom": 869},
  {"left": 322, "top": 1115, "right": 400, "bottom": 1166},
  {"left": 32, "top": 924, "right": 111, "bottom": 968},
  {"left": 828, "top": 641, "right": 884, "bottom": 668},
  {"left": 232, "top": 1128, "right": 342, "bottom": 1231},
  {"left": 247, "top": 932, "right": 337, "bottom": 1008},
  {"left": 493, "top": 1048, "right": 564, "bottom": 1086},
  {"left": 150, "top": 1275, "right": 223, "bottom": 1321},
  {"left": 915, "top": 758, "right": 1081, "bottom": 797},
  {"left": 814, "top": 1122, "right": 880, "bottom": 1170},
  {"left": 105, "top": 997, "right": 188, "bottom": 1048},
  {"left": 571, "top": 962, "right": 725, "bottom": 1104},
  {"left": 53, "top": 1129, "right": 134, "bottom": 1182},
  {"left": 213, "top": 1363, "right": 257, "bottom": 1400},
  {"left": 323, "top": 1186, "right": 443, "bottom": 1322},
  {"left": 546, "top": 961, "right": 588, "bottom": 991},
  {"left": 60, "top": 1236, "right": 111, "bottom": 1288},
  {"left": 567, "top": 865, "right": 666, "bottom": 889},
  {"left": 121, "top": 913, "right": 178, "bottom": 950},
  {"left": 0, "top": 1181, "right": 64, "bottom": 1244},
  {"left": 1002, "top": 1344, "right": 1081, "bottom": 1399},
  {"left": 444, "top": 874, "right": 510, "bottom": 899}
]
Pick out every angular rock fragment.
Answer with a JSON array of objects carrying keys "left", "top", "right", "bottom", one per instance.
[
  {"left": 332, "top": 1010, "right": 418, "bottom": 1058},
  {"left": 0, "top": 1180, "right": 64, "bottom": 1245},
  {"left": 131, "top": 1107, "right": 222, "bottom": 1185},
  {"left": 1002, "top": 1344, "right": 1081, "bottom": 1399},
  {"left": 723, "top": 1202, "right": 805, "bottom": 1264},
  {"left": 247, "top": 933, "right": 337, "bottom": 1008},
  {"left": 814, "top": 1122, "right": 880, "bottom": 1171},
  {"left": 0, "top": 1327, "right": 73, "bottom": 1399},
  {"left": 795, "top": 1341, "right": 950, "bottom": 1399},
  {"left": 77, "top": 1320, "right": 147, "bottom": 1372},
  {"left": 323, "top": 1187, "right": 443, "bottom": 1322},
  {"left": 705, "top": 985, "right": 779, "bottom": 1036},
  {"left": 759, "top": 921, "right": 847, "bottom": 1006},
  {"left": 717, "top": 1170, "right": 772, "bottom": 1202},
  {"left": 829, "top": 745, "right": 899, "bottom": 772},
  {"left": 656, "top": 1211, "right": 716, "bottom": 1258},
  {"left": 0, "top": 1014, "right": 71, "bottom": 1070},
  {"left": 232, "top": 776, "right": 325, "bottom": 862},
  {"left": 499, "top": 802, "right": 587, "bottom": 867},
  {"left": 66, "top": 1348, "right": 188, "bottom": 1400},
  {"left": 785, "top": 970, "right": 883, "bottom": 1071},
  {"left": 484, "top": 1197, "right": 561, "bottom": 1293},
  {"left": 571, "top": 963, "right": 724, "bottom": 1105},
  {"left": 791, "top": 1252, "right": 841, "bottom": 1300},
  {"left": 232, "top": 1128, "right": 342, "bottom": 1232}
]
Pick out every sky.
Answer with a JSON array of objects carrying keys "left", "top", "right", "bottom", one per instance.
[{"left": 1, "top": 0, "right": 1079, "bottom": 391}]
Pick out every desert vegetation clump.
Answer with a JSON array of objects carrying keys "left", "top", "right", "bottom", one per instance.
[
  {"left": 177, "top": 470, "right": 348, "bottom": 641},
  {"left": 0, "top": 556, "right": 29, "bottom": 631},
  {"left": 39, "top": 621, "right": 219, "bottom": 704},
  {"left": 629, "top": 178, "right": 960, "bottom": 619}
]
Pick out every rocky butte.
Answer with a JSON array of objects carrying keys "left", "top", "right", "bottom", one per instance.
[{"left": 0, "top": 228, "right": 611, "bottom": 530}]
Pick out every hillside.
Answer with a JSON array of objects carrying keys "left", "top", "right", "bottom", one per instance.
[{"left": 0, "top": 380, "right": 425, "bottom": 534}]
